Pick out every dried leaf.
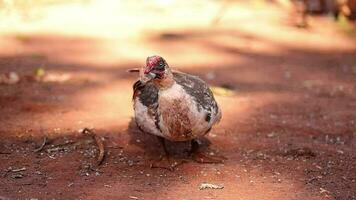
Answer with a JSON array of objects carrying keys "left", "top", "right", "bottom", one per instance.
[
  {"left": 34, "top": 68, "right": 46, "bottom": 78},
  {"left": 211, "top": 86, "right": 235, "bottom": 97}
]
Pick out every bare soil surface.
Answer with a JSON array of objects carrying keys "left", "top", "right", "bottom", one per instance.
[{"left": 0, "top": 1, "right": 356, "bottom": 200}]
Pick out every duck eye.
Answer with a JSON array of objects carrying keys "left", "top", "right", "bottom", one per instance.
[{"left": 156, "top": 62, "right": 165, "bottom": 70}]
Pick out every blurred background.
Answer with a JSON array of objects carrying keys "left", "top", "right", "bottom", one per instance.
[
  {"left": 0, "top": 0, "right": 355, "bottom": 131},
  {"left": 0, "top": 1, "right": 355, "bottom": 199}
]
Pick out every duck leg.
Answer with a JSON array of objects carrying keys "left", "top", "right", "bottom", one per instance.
[
  {"left": 190, "top": 139, "right": 226, "bottom": 163},
  {"left": 150, "top": 136, "right": 183, "bottom": 171},
  {"left": 158, "top": 136, "right": 169, "bottom": 158}
]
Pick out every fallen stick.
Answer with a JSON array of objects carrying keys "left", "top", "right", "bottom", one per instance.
[
  {"left": 94, "top": 135, "right": 105, "bottom": 165},
  {"left": 11, "top": 167, "right": 26, "bottom": 172},
  {"left": 34, "top": 137, "right": 48, "bottom": 152},
  {"left": 82, "top": 128, "right": 105, "bottom": 166},
  {"left": 3, "top": 167, "right": 27, "bottom": 177},
  {"left": 126, "top": 68, "right": 140, "bottom": 73}
]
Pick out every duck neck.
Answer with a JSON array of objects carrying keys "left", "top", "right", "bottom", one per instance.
[{"left": 154, "top": 71, "right": 175, "bottom": 90}]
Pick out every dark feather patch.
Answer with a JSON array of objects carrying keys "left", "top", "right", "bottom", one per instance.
[
  {"left": 133, "top": 80, "right": 144, "bottom": 91},
  {"left": 134, "top": 81, "right": 159, "bottom": 107},
  {"left": 133, "top": 80, "right": 161, "bottom": 133},
  {"left": 173, "top": 72, "right": 218, "bottom": 113},
  {"left": 132, "top": 80, "right": 144, "bottom": 100},
  {"left": 205, "top": 113, "right": 211, "bottom": 122},
  {"left": 154, "top": 112, "right": 162, "bottom": 132}
]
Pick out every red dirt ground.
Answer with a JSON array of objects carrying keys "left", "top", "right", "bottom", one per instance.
[{"left": 0, "top": 2, "right": 356, "bottom": 200}]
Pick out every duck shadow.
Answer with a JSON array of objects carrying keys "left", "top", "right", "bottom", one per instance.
[{"left": 126, "top": 117, "right": 212, "bottom": 159}]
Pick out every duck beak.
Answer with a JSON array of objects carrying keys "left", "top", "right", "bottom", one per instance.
[
  {"left": 141, "top": 71, "right": 156, "bottom": 83},
  {"left": 147, "top": 72, "right": 156, "bottom": 79}
]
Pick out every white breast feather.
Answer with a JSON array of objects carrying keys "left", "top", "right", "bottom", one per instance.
[{"left": 134, "top": 99, "right": 164, "bottom": 137}]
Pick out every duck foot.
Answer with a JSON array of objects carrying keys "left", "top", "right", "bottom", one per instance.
[
  {"left": 150, "top": 136, "right": 186, "bottom": 171},
  {"left": 190, "top": 139, "right": 226, "bottom": 164},
  {"left": 192, "top": 152, "right": 226, "bottom": 163},
  {"left": 150, "top": 156, "right": 186, "bottom": 171}
]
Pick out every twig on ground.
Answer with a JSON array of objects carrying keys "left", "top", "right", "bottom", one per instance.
[
  {"left": 126, "top": 68, "right": 140, "bottom": 73},
  {"left": 82, "top": 128, "right": 105, "bottom": 166},
  {"left": 34, "top": 137, "right": 48, "bottom": 152},
  {"left": 3, "top": 167, "right": 27, "bottom": 178},
  {"left": 94, "top": 135, "right": 105, "bottom": 165},
  {"left": 11, "top": 167, "right": 27, "bottom": 172}
]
